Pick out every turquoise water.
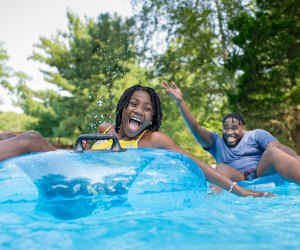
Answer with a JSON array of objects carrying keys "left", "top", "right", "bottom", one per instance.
[{"left": 1, "top": 149, "right": 300, "bottom": 249}]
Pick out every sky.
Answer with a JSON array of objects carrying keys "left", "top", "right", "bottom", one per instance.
[{"left": 0, "top": 0, "right": 133, "bottom": 112}]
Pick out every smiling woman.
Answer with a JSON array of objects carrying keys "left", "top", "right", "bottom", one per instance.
[{"left": 92, "top": 85, "right": 162, "bottom": 149}]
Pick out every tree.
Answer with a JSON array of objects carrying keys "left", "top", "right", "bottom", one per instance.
[
  {"left": 132, "top": 0, "right": 256, "bottom": 120},
  {"left": 0, "top": 111, "right": 37, "bottom": 132},
  {"left": 12, "top": 11, "right": 136, "bottom": 140},
  {"left": 0, "top": 42, "right": 12, "bottom": 105},
  {"left": 131, "top": 0, "right": 250, "bottom": 162},
  {"left": 227, "top": 0, "right": 300, "bottom": 152}
]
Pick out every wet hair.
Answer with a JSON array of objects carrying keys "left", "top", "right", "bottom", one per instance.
[
  {"left": 222, "top": 112, "right": 245, "bottom": 126},
  {"left": 115, "top": 85, "right": 162, "bottom": 133}
]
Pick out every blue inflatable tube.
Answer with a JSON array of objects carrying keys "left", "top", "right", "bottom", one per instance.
[
  {"left": 0, "top": 135, "right": 285, "bottom": 215},
  {"left": 0, "top": 144, "right": 207, "bottom": 212}
]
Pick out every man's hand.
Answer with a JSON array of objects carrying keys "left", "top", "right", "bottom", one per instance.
[{"left": 161, "top": 81, "right": 183, "bottom": 103}]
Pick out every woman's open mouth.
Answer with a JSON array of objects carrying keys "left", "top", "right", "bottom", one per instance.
[{"left": 128, "top": 117, "right": 142, "bottom": 131}]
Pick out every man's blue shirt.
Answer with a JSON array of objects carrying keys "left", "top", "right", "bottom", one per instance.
[{"left": 205, "top": 129, "right": 276, "bottom": 172}]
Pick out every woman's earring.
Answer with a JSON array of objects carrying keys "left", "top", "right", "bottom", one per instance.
[{"left": 149, "top": 122, "right": 152, "bottom": 129}]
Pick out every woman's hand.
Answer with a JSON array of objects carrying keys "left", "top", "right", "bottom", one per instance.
[
  {"left": 161, "top": 81, "right": 183, "bottom": 103},
  {"left": 82, "top": 140, "right": 91, "bottom": 149}
]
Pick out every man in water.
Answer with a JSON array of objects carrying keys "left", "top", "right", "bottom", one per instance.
[{"left": 162, "top": 81, "right": 300, "bottom": 188}]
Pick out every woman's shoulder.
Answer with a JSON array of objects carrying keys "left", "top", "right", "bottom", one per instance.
[
  {"left": 145, "top": 130, "right": 169, "bottom": 139},
  {"left": 98, "top": 123, "right": 114, "bottom": 133},
  {"left": 142, "top": 130, "right": 174, "bottom": 148}
]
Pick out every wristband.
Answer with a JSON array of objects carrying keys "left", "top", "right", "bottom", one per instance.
[{"left": 228, "top": 181, "right": 237, "bottom": 193}]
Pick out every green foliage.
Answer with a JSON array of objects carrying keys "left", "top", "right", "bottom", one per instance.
[
  {"left": 0, "top": 112, "right": 37, "bottom": 132},
  {"left": 0, "top": 43, "right": 31, "bottom": 107},
  {"left": 0, "top": 43, "right": 13, "bottom": 104},
  {"left": 227, "top": 0, "right": 300, "bottom": 151},
  {"left": 132, "top": 0, "right": 248, "bottom": 161},
  {"left": 3, "top": 0, "right": 299, "bottom": 156},
  {"left": 13, "top": 12, "right": 137, "bottom": 140},
  {"left": 0, "top": 43, "right": 11, "bottom": 80}
]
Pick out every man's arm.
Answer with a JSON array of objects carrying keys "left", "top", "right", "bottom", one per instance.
[{"left": 161, "top": 81, "right": 212, "bottom": 148}]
